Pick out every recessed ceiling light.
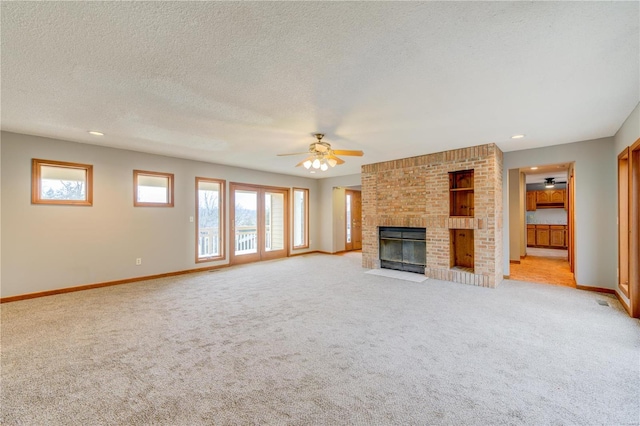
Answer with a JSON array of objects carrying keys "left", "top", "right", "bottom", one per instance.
[
  {"left": 511, "top": 134, "right": 525, "bottom": 139},
  {"left": 88, "top": 131, "right": 104, "bottom": 136},
  {"left": 530, "top": 166, "right": 538, "bottom": 170}
]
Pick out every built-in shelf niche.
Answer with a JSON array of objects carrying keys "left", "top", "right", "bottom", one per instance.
[
  {"left": 449, "top": 169, "right": 475, "bottom": 271},
  {"left": 449, "top": 169, "right": 474, "bottom": 217},
  {"left": 450, "top": 229, "right": 474, "bottom": 270}
]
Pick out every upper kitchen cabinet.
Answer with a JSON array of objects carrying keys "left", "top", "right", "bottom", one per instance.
[
  {"left": 528, "top": 189, "right": 566, "bottom": 210},
  {"left": 526, "top": 191, "right": 537, "bottom": 211}
]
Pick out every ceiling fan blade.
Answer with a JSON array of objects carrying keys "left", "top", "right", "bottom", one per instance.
[
  {"left": 332, "top": 149, "right": 363, "bottom": 157},
  {"left": 277, "top": 152, "right": 309, "bottom": 156},
  {"left": 328, "top": 154, "right": 345, "bottom": 165}
]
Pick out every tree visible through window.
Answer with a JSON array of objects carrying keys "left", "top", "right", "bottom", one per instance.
[
  {"left": 293, "top": 188, "right": 309, "bottom": 248},
  {"left": 197, "top": 178, "right": 225, "bottom": 262},
  {"left": 32, "top": 159, "right": 93, "bottom": 206}
]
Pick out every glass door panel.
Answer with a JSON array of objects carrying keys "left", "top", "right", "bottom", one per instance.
[
  {"left": 265, "top": 192, "right": 285, "bottom": 252},
  {"left": 234, "top": 190, "right": 258, "bottom": 257}
]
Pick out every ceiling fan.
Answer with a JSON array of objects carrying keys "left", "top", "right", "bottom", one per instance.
[
  {"left": 277, "top": 133, "right": 364, "bottom": 171},
  {"left": 544, "top": 177, "right": 567, "bottom": 188}
]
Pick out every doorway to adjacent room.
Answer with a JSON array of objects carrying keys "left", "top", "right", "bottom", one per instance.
[{"left": 509, "top": 163, "right": 576, "bottom": 288}]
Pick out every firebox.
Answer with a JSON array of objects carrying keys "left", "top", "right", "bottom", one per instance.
[{"left": 379, "top": 227, "right": 426, "bottom": 274}]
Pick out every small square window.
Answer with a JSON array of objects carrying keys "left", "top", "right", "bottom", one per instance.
[
  {"left": 32, "top": 159, "right": 93, "bottom": 206},
  {"left": 134, "top": 170, "right": 174, "bottom": 207}
]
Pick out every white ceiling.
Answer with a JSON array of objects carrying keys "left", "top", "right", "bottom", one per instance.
[{"left": 1, "top": 2, "right": 638, "bottom": 178}]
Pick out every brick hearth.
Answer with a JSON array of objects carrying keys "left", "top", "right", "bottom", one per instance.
[{"left": 361, "top": 143, "right": 503, "bottom": 288}]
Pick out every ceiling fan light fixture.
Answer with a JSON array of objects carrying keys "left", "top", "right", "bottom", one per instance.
[
  {"left": 278, "top": 133, "right": 363, "bottom": 172},
  {"left": 544, "top": 177, "right": 555, "bottom": 188}
]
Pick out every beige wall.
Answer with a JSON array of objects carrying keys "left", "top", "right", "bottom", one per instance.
[
  {"left": 316, "top": 174, "right": 361, "bottom": 253},
  {"left": 1, "top": 131, "right": 319, "bottom": 298},
  {"left": 503, "top": 137, "right": 617, "bottom": 288},
  {"left": 614, "top": 102, "right": 640, "bottom": 154},
  {"left": 508, "top": 169, "right": 521, "bottom": 262}
]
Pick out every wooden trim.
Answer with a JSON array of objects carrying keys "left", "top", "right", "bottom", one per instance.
[
  {"left": 575, "top": 285, "right": 616, "bottom": 295},
  {"left": 616, "top": 291, "right": 632, "bottom": 316},
  {"left": 195, "top": 177, "right": 226, "bottom": 263},
  {"left": 292, "top": 187, "right": 310, "bottom": 249},
  {"left": 630, "top": 137, "right": 640, "bottom": 317},
  {"left": 288, "top": 250, "right": 319, "bottom": 257},
  {"left": 0, "top": 263, "right": 229, "bottom": 304},
  {"left": 509, "top": 260, "right": 521, "bottom": 264},
  {"left": 503, "top": 275, "right": 510, "bottom": 279},
  {"left": 316, "top": 250, "right": 348, "bottom": 255},
  {"left": 568, "top": 163, "right": 576, "bottom": 273},
  {"left": 618, "top": 148, "right": 631, "bottom": 297},
  {"left": 31, "top": 158, "right": 93, "bottom": 206},
  {"left": 133, "top": 170, "right": 174, "bottom": 207}
]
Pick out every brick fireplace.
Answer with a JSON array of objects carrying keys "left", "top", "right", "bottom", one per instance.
[{"left": 362, "top": 143, "right": 503, "bottom": 288}]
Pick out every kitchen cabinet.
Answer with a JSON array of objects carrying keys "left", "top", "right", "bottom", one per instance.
[
  {"left": 550, "top": 190, "right": 564, "bottom": 203},
  {"left": 526, "top": 192, "right": 537, "bottom": 211},
  {"left": 550, "top": 225, "right": 565, "bottom": 247},
  {"left": 536, "top": 225, "right": 550, "bottom": 246},
  {"left": 536, "top": 191, "right": 550, "bottom": 204},
  {"left": 527, "top": 189, "right": 567, "bottom": 210},
  {"left": 527, "top": 225, "right": 536, "bottom": 245},
  {"left": 527, "top": 224, "right": 567, "bottom": 248}
]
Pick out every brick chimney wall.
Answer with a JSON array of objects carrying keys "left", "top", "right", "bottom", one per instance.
[{"left": 361, "top": 143, "right": 503, "bottom": 288}]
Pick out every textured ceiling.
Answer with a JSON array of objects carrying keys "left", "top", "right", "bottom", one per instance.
[{"left": 1, "top": 2, "right": 638, "bottom": 178}]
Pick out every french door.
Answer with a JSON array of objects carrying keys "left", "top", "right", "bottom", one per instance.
[{"left": 230, "top": 183, "right": 289, "bottom": 265}]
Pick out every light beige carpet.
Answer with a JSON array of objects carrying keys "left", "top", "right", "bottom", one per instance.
[
  {"left": 2, "top": 253, "right": 639, "bottom": 425},
  {"left": 365, "top": 268, "right": 428, "bottom": 282}
]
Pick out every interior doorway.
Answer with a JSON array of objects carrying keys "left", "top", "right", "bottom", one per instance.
[
  {"left": 345, "top": 189, "right": 362, "bottom": 251},
  {"left": 230, "top": 183, "right": 289, "bottom": 265},
  {"left": 509, "top": 163, "right": 576, "bottom": 287}
]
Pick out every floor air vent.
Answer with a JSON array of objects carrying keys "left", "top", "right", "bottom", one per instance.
[{"left": 596, "top": 300, "right": 609, "bottom": 306}]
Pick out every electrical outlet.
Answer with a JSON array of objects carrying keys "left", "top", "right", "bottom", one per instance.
[{"left": 136, "top": 258, "right": 142, "bottom": 265}]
